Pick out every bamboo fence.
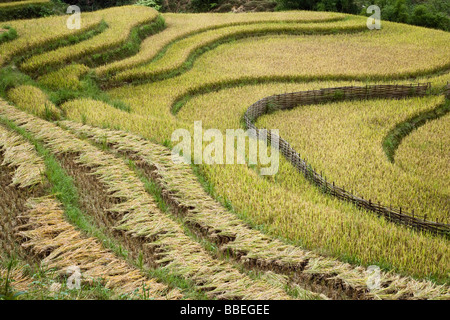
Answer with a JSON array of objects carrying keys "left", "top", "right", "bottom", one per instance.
[{"left": 244, "top": 83, "right": 449, "bottom": 237}]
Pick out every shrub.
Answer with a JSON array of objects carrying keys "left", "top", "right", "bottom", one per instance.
[
  {"left": 275, "top": 0, "right": 316, "bottom": 11},
  {"left": 410, "top": 4, "right": 450, "bottom": 31},
  {"left": 316, "top": 0, "right": 358, "bottom": 14},
  {"left": 190, "top": 0, "right": 221, "bottom": 12},
  {"left": 0, "top": 2, "right": 54, "bottom": 22},
  {"left": 393, "top": 0, "right": 409, "bottom": 23},
  {"left": 276, "top": 0, "right": 357, "bottom": 13},
  {"left": 362, "top": 0, "right": 449, "bottom": 31},
  {"left": 59, "top": 0, "right": 133, "bottom": 11},
  {"left": 136, "top": 0, "right": 162, "bottom": 11}
]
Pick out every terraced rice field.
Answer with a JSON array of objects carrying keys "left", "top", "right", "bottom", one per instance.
[{"left": 0, "top": 4, "right": 448, "bottom": 300}]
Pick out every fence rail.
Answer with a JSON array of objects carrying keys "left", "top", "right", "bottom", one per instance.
[{"left": 244, "top": 83, "right": 450, "bottom": 237}]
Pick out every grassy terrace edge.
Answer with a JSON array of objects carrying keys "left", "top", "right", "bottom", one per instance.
[{"left": 82, "top": 15, "right": 166, "bottom": 69}]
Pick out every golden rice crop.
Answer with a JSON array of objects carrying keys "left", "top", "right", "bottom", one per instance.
[
  {"left": 20, "top": 6, "right": 158, "bottom": 72},
  {"left": 58, "top": 119, "right": 450, "bottom": 300},
  {"left": 0, "top": 264, "right": 33, "bottom": 293},
  {"left": 395, "top": 113, "right": 450, "bottom": 197},
  {"left": 196, "top": 32, "right": 449, "bottom": 79},
  {"left": 38, "top": 64, "right": 90, "bottom": 90},
  {"left": 0, "top": 12, "right": 102, "bottom": 66},
  {"left": 256, "top": 95, "right": 449, "bottom": 222},
  {"left": 96, "top": 10, "right": 346, "bottom": 77},
  {"left": 16, "top": 197, "right": 181, "bottom": 299},
  {"left": 7, "top": 85, "right": 60, "bottom": 120},
  {"left": 0, "top": 103, "right": 293, "bottom": 300},
  {"left": 187, "top": 25, "right": 450, "bottom": 80},
  {"left": 0, "top": 122, "right": 45, "bottom": 188},
  {"left": 110, "top": 17, "right": 366, "bottom": 82}
]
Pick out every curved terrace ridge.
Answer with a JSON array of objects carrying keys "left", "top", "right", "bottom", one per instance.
[
  {"left": 106, "top": 17, "right": 365, "bottom": 84},
  {"left": 96, "top": 11, "right": 349, "bottom": 77},
  {"left": 383, "top": 84, "right": 450, "bottom": 162},
  {"left": 243, "top": 83, "right": 450, "bottom": 237}
]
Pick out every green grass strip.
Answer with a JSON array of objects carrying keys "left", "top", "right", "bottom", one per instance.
[
  {"left": 83, "top": 15, "right": 166, "bottom": 68},
  {"left": 0, "top": 26, "right": 17, "bottom": 45}
]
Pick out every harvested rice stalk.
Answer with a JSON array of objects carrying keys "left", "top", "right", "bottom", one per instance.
[
  {"left": 0, "top": 109, "right": 178, "bottom": 300},
  {"left": 60, "top": 121, "right": 313, "bottom": 268},
  {"left": 0, "top": 123, "right": 46, "bottom": 260},
  {"left": 15, "top": 197, "right": 180, "bottom": 299},
  {"left": 0, "top": 103, "right": 291, "bottom": 300},
  {"left": 0, "top": 264, "right": 33, "bottom": 294},
  {"left": 59, "top": 120, "right": 450, "bottom": 300},
  {"left": 0, "top": 124, "right": 45, "bottom": 188}
]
